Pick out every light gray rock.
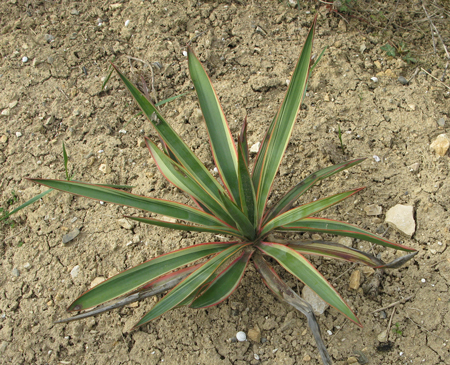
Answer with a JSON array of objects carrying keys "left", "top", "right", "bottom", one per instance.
[
  {"left": 364, "top": 204, "right": 382, "bottom": 216},
  {"left": 302, "top": 285, "right": 329, "bottom": 315},
  {"left": 385, "top": 204, "right": 415, "bottom": 237},
  {"left": 430, "top": 134, "right": 450, "bottom": 156},
  {"left": 62, "top": 228, "right": 80, "bottom": 244},
  {"left": 70, "top": 265, "right": 80, "bottom": 278},
  {"left": 118, "top": 218, "right": 134, "bottom": 230}
]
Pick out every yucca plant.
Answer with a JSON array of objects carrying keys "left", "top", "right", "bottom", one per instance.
[{"left": 30, "top": 18, "right": 416, "bottom": 364}]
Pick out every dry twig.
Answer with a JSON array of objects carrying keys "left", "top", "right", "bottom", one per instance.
[
  {"left": 372, "top": 295, "right": 414, "bottom": 313},
  {"left": 420, "top": 68, "right": 450, "bottom": 90}
]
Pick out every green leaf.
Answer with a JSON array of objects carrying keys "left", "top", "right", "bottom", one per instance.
[
  {"left": 219, "top": 192, "right": 256, "bottom": 240},
  {"left": 190, "top": 249, "right": 253, "bottom": 308},
  {"left": 112, "top": 65, "right": 226, "bottom": 203},
  {"left": 288, "top": 240, "right": 384, "bottom": 267},
  {"left": 69, "top": 242, "right": 237, "bottom": 311},
  {"left": 288, "top": 240, "right": 418, "bottom": 268},
  {"left": 62, "top": 142, "right": 71, "bottom": 181},
  {"left": 237, "top": 136, "right": 256, "bottom": 226},
  {"left": 30, "top": 179, "right": 226, "bottom": 228},
  {"left": 188, "top": 48, "right": 239, "bottom": 203},
  {"left": 238, "top": 117, "right": 249, "bottom": 167},
  {"left": 257, "top": 241, "right": 360, "bottom": 325},
  {"left": 146, "top": 138, "right": 236, "bottom": 228},
  {"left": 0, "top": 189, "right": 53, "bottom": 223},
  {"left": 279, "top": 217, "right": 416, "bottom": 252},
  {"left": 264, "top": 158, "right": 366, "bottom": 223},
  {"left": 309, "top": 46, "right": 327, "bottom": 74},
  {"left": 135, "top": 243, "right": 247, "bottom": 327},
  {"left": 127, "top": 216, "right": 242, "bottom": 238},
  {"left": 252, "top": 17, "right": 316, "bottom": 223},
  {"left": 260, "top": 188, "right": 363, "bottom": 237},
  {"left": 380, "top": 44, "right": 397, "bottom": 57}
]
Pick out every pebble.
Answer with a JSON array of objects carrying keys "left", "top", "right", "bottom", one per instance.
[
  {"left": 110, "top": 3, "right": 123, "bottom": 9},
  {"left": 347, "top": 356, "right": 358, "bottom": 364},
  {"left": 12, "top": 268, "right": 20, "bottom": 277},
  {"left": 138, "top": 138, "right": 146, "bottom": 148},
  {"left": 364, "top": 204, "right": 382, "bottom": 216},
  {"left": 384, "top": 69, "right": 396, "bottom": 78},
  {"left": 236, "top": 331, "right": 246, "bottom": 342},
  {"left": 349, "top": 270, "right": 361, "bottom": 290},
  {"left": 160, "top": 216, "right": 177, "bottom": 223},
  {"left": 70, "top": 9, "right": 79, "bottom": 15},
  {"left": 15, "top": 132, "right": 22, "bottom": 137},
  {"left": 303, "top": 354, "right": 311, "bottom": 362},
  {"left": 22, "top": 56, "right": 28, "bottom": 63},
  {"left": 437, "top": 118, "right": 446, "bottom": 127},
  {"left": 119, "top": 129, "right": 127, "bottom": 134},
  {"left": 250, "top": 142, "right": 261, "bottom": 154},
  {"left": 62, "top": 228, "right": 80, "bottom": 244},
  {"left": 0, "top": 135, "right": 7, "bottom": 143},
  {"left": 99, "top": 163, "right": 111, "bottom": 174},
  {"left": 90, "top": 276, "right": 106, "bottom": 288},
  {"left": 247, "top": 326, "right": 261, "bottom": 343},
  {"left": 408, "top": 162, "right": 420, "bottom": 172},
  {"left": 373, "top": 155, "right": 381, "bottom": 162},
  {"left": 398, "top": 76, "right": 408, "bottom": 85},
  {"left": 338, "top": 236, "right": 352, "bottom": 247},
  {"left": 70, "top": 265, "right": 80, "bottom": 278},
  {"left": 45, "top": 34, "right": 55, "bottom": 43},
  {"left": 374, "top": 60, "right": 382, "bottom": 69},
  {"left": 377, "top": 330, "right": 388, "bottom": 342},
  {"left": 117, "top": 218, "right": 134, "bottom": 230},
  {"left": 430, "top": 134, "right": 450, "bottom": 156},
  {"left": 385, "top": 204, "right": 415, "bottom": 237},
  {"left": 23, "top": 262, "right": 31, "bottom": 269},
  {"left": 302, "top": 285, "right": 329, "bottom": 315},
  {"left": 124, "top": 20, "right": 130, "bottom": 27},
  {"left": 1, "top": 109, "right": 10, "bottom": 116},
  {"left": 182, "top": 51, "right": 188, "bottom": 57},
  {"left": 370, "top": 77, "right": 378, "bottom": 83},
  {"left": 254, "top": 354, "right": 260, "bottom": 360}
]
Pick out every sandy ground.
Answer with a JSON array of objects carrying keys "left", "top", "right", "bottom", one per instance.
[{"left": 1, "top": 0, "right": 450, "bottom": 364}]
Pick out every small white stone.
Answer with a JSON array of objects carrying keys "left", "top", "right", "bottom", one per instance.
[
  {"left": 254, "top": 354, "right": 260, "bottom": 360},
  {"left": 182, "top": 51, "right": 188, "bottom": 57},
  {"left": 236, "top": 331, "right": 246, "bottom": 342},
  {"left": 250, "top": 142, "right": 261, "bottom": 154},
  {"left": 99, "top": 201, "right": 105, "bottom": 205},
  {"left": 385, "top": 204, "right": 415, "bottom": 237},
  {"left": 70, "top": 265, "right": 80, "bottom": 278},
  {"left": 124, "top": 19, "right": 130, "bottom": 27},
  {"left": 16, "top": 132, "right": 22, "bottom": 137},
  {"left": 326, "top": 330, "right": 333, "bottom": 336},
  {"left": 22, "top": 56, "right": 28, "bottom": 63},
  {"left": 373, "top": 155, "right": 381, "bottom": 162},
  {"left": 371, "top": 76, "right": 378, "bottom": 82},
  {"left": 377, "top": 330, "right": 388, "bottom": 342},
  {"left": 421, "top": 278, "right": 426, "bottom": 283},
  {"left": 302, "top": 285, "right": 329, "bottom": 315},
  {"left": 119, "top": 129, "right": 127, "bottom": 134},
  {"left": 90, "top": 277, "right": 106, "bottom": 288},
  {"left": 1, "top": 109, "right": 10, "bottom": 116},
  {"left": 430, "top": 134, "right": 450, "bottom": 157},
  {"left": 99, "top": 163, "right": 111, "bottom": 174},
  {"left": 213, "top": 167, "right": 218, "bottom": 174},
  {"left": 118, "top": 218, "right": 135, "bottom": 230},
  {"left": 98, "top": 149, "right": 104, "bottom": 153}
]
